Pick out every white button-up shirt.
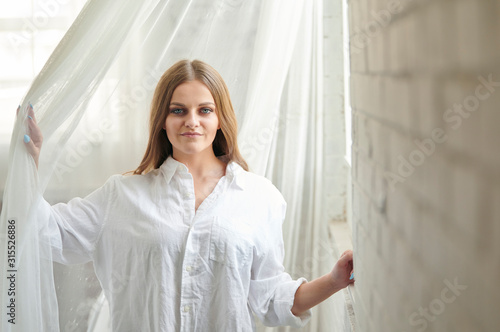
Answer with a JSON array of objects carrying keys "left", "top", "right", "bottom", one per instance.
[{"left": 41, "top": 156, "right": 312, "bottom": 331}]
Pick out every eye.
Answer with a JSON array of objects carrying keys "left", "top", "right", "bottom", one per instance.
[
  {"left": 170, "top": 108, "right": 184, "bottom": 115},
  {"left": 200, "top": 107, "right": 213, "bottom": 114}
]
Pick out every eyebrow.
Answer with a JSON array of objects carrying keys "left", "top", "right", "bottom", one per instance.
[{"left": 169, "top": 102, "right": 216, "bottom": 107}]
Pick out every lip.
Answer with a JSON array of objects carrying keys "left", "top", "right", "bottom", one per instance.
[{"left": 181, "top": 132, "right": 202, "bottom": 137}]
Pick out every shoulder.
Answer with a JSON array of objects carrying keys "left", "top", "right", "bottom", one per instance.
[
  {"left": 236, "top": 169, "right": 286, "bottom": 207},
  {"left": 234, "top": 170, "right": 287, "bottom": 235},
  {"left": 103, "top": 168, "right": 163, "bottom": 194}
]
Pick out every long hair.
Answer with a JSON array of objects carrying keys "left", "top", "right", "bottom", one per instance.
[{"left": 132, "top": 59, "right": 248, "bottom": 174}]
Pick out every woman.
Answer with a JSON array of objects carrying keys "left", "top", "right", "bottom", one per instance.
[{"left": 25, "top": 60, "right": 354, "bottom": 331}]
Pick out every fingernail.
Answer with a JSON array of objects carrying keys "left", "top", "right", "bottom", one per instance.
[
  {"left": 24, "top": 135, "right": 30, "bottom": 143},
  {"left": 29, "top": 103, "right": 33, "bottom": 109},
  {"left": 28, "top": 115, "right": 33, "bottom": 120},
  {"left": 349, "top": 273, "right": 354, "bottom": 280}
]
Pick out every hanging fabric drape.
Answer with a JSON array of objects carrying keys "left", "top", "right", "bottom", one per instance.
[{"left": 0, "top": 0, "right": 347, "bottom": 331}]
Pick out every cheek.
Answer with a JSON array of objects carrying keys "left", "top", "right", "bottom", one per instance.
[
  {"left": 212, "top": 117, "right": 220, "bottom": 131},
  {"left": 209, "top": 121, "right": 220, "bottom": 135},
  {"left": 164, "top": 118, "right": 176, "bottom": 140},
  {"left": 164, "top": 116, "right": 178, "bottom": 131}
]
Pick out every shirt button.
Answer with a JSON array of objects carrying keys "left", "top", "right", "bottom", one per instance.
[
  {"left": 183, "top": 305, "right": 190, "bottom": 313},
  {"left": 186, "top": 266, "right": 192, "bottom": 272},
  {"left": 183, "top": 192, "right": 192, "bottom": 199}
]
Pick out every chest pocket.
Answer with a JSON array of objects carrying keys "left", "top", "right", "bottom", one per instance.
[{"left": 209, "top": 216, "right": 253, "bottom": 269}]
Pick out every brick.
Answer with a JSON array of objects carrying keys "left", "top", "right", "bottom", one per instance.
[
  {"left": 356, "top": 113, "right": 370, "bottom": 153},
  {"left": 404, "top": 9, "right": 425, "bottom": 73},
  {"left": 441, "top": 76, "right": 485, "bottom": 162},
  {"left": 324, "top": 174, "right": 347, "bottom": 197},
  {"left": 370, "top": 120, "right": 387, "bottom": 167},
  {"left": 349, "top": 45, "right": 368, "bottom": 73},
  {"left": 325, "top": 196, "right": 346, "bottom": 221},
  {"left": 405, "top": 200, "right": 424, "bottom": 258},
  {"left": 456, "top": 0, "right": 500, "bottom": 72},
  {"left": 412, "top": 74, "right": 442, "bottom": 136},
  {"left": 450, "top": 164, "right": 480, "bottom": 241},
  {"left": 360, "top": 154, "right": 375, "bottom": 197},
  {"left": 349, "top": 73, "right": 361, "bottom": 111},
  {"left": 386, "top": 129, "right": 414, "bottom": 180},
  {"left": 420, "top": 1, "right": 459, "bottom": 73},
  {"left": 390, "top": 227, "right": 410, "bottom": 287},
  {"left": 348, "top": 0, "right": 359, "bottom": 37},
  {"left": 371, "top": 75, "right": 385, "bottom": 119},
  {"left": 358, "top": 0, "right": 371, "bottom": 32},
  {"left": 415, "top": 152, "right": 454, "bottom": 221},
  {"left": 387, "top": 17, "right": 408, "bottom": 74},
  {"left": 371, "top": 289, "right": 384, "bottom": 329},
  {"left": 492, "top": 184, "right": 500, "bottom": 260},
  {"left": 384, "top": 76, "right": 412, "bottom": 130},
  {"left": 366, "top": 26, "right": 388, "bottom": 73},
  {"left": 477, "top": 76, "right": 500, "bottom": 169}
]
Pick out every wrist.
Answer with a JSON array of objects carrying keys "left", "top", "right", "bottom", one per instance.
[{"left": 328, "top": 271, "right": 346, "bottom": 292}]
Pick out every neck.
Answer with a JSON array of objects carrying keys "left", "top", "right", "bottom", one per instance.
[{"left": 172, "top": 150, "right": 225, "bottom": 178}]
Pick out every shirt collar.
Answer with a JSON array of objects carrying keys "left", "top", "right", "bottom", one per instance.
[{"left": 159, "top": 156, "right": 245, "bottom": 190}]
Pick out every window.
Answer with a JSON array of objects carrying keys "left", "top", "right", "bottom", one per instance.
[{"left": 0, "top": 0, "right": 85, "bottom": 140}]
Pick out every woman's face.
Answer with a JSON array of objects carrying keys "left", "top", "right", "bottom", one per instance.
[{"left": 165, "top": 80, "right": 220, "bottom": 160}]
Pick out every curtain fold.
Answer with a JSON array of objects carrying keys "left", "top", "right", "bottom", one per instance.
[{"left": 0, "top": 0, "right": 347, "bottom": 331}]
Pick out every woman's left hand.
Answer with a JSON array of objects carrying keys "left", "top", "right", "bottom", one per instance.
[
  {"left": 18, "top": 104, "right": 43, "bottom": 168},
  {"left": 330, "top": 249, "right": 354, "bottom": 289},
  {"left": 292, "top": 249, "right": 355, "bottom": 316}
]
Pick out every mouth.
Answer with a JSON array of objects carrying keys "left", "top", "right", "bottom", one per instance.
[{"left": 181, "top": 132, "right": 202, "bottom": 137}]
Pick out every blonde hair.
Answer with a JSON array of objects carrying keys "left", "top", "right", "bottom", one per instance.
[{"left": 132, "top": 59, "right": 248, "bottom": 174}]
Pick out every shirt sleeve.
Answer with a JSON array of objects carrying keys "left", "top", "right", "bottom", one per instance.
[
  {"left": 38, "top": 175, "right": 118, "bottom": 265},
  {"left": 248, "top": 196, "right": 312, "bottom": 328}
]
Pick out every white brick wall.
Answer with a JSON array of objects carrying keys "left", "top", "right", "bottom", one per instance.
[
  {"left": 324, "top": 0, "right": 348, "bottom": 221},
  {"left": 348, "top": 0, "right": 500, "bottom": 331}
]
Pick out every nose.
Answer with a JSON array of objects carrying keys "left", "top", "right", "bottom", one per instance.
[{"left": 184, "top": 110, "right": 200, "bottom": 128}]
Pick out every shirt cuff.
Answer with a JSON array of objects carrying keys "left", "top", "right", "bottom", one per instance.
[{"left": 274, "top": 277, "right": 312, "bottom": 328}]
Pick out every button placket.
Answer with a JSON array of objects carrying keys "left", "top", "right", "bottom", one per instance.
[{"left": 177, "top": 175, "right": 195, "bottom": 228}]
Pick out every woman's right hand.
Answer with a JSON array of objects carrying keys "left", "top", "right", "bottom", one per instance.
[{"left": 20, "top": 104, "right": 43, "bottom": 168}]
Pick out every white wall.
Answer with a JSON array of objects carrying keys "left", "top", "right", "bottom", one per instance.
[
  {"left": 349, "top": 0, "right": 500, "bottom": 331},
  {"left": 323, "top": 0, "right": 348, "bottom": 222}
]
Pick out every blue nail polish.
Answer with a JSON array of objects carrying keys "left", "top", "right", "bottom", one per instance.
[
  {"left": 24, "top": 135, "right": 30, "bottom": 143},
  {"left": 29, "top": 103, "right": 33, "bottom": 109},
  {"left": 349, "top": 273, "right": 354, "bottom": 280},
  {"left": 28, "top": 115, "right": 33, "bottom": 120}
]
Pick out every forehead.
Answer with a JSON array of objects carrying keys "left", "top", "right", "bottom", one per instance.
[{"left": 171, "top": 80, "right": 214, "bottom": 102}]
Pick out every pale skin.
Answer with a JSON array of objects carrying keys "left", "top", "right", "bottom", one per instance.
[
  {"left": 164, "top": 80, "right": 226, "bottom": 211},
  {"left": 23, "top": 79, "right": 354, "bottom": 318}
]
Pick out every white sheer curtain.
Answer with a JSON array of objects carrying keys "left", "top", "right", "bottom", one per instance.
[{"left": 0, "top": 0, "right": 347, "bottom": 331}]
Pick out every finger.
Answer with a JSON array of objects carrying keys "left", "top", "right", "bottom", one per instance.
[
  {"left": 340, "top": 250, "right": 353, "bottom": 263},
  {"left": 27, "top": 103, "right": 36, "bottom": 122},
  {"left": 24, "top": 134, "right": 35, "bottom": 152},
  {"left": 16, "top": 105, "right": 20, "bottom": 116},
  {"left": 341, "top": 249, "right": 353, "bottom": 257},
  {"left": 26, "top": 105, "right": 43, "bottom": 143}
]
